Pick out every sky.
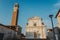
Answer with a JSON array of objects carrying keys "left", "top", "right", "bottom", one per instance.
[{"left": 0, "top": 0, "right": 60, "bottom": 34}]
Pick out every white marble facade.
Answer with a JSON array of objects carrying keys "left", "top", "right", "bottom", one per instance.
[{"left": 26, "top": 16, "right": 46, "bottom": 39}]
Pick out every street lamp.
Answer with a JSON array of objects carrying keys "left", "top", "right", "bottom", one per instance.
[{"left": 49, "top": 14, "right": 56, "bottom": 40}]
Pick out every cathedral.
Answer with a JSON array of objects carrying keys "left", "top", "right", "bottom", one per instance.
[{"left": 26, "top": 16, "right": 46, "bottom": 39}]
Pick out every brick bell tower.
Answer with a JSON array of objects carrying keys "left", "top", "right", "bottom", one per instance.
[{"left": 10, "top": 3, "right": 19, "bottom": 30}]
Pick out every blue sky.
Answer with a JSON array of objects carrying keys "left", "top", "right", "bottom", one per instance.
[{"left": 0, "top": 0, "right": 60, "bottom": 34}]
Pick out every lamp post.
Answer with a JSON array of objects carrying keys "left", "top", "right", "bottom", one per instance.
[{"left": 49, "top": 14, "right": 56, "bottom": 40}]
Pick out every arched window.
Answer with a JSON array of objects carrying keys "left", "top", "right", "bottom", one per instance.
[
  {"left": 34, "top": 23, "right": 36, "bottom": 26},
  {"left": 42, "top": 22, "right": 44, "bottom": 25}
]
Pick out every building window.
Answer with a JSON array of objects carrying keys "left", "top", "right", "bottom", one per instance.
[
  {"left": 58, "top": 15, "right": 60, "bottom": 17},
  {"left": 27, "top": 23, "right": 28, "bottom": 25},
  {"left": 34, "top": 23, "right": 36, "bottom": 26},
  {"left": 42, "top": 22, "right": 44, "bottom": 25},
  {"left": 0, "top": 33, "right": 4, "bottom": 40}
]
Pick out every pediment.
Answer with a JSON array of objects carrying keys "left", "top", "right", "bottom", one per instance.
[{"left": 55, "top": 9, "right": 60, "bottom": 18}]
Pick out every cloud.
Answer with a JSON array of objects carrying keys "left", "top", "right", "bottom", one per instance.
[
  {"left": 52, "top": 1, "right": 60, "bottom": 14},
  {"left": 53, "top": 1, "right": 60, "bottom": 7}
]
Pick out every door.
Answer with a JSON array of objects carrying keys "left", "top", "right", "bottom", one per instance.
[{"left": 0, "top": 33, "right": 4, "bottom": 40}]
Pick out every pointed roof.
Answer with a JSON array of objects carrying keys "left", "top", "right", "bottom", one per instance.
[
  {"left": 55, "top": 9, "right": 60, "bottom": 18},
  {"left": 15, "top": 3, "right": 19, "bottom": 8}
]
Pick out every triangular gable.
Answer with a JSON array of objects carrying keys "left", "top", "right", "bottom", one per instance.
[{"left": 55, "top": 9, "right": 60, "bottom": 18}]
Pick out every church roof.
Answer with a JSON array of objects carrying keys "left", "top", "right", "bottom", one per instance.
[
  {"left": 0, "top": 23, "right": 21, "bottom": 31},
  {"left": 55, "top": 9, "right": 60, "bottom": 18}
]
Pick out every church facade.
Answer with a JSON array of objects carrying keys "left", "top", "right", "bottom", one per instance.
[{"left": 26, "top": 16, "right": 46, "bottom": 39}]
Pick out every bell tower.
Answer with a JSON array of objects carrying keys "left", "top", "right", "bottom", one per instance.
[
  {"left": 11, "top": 3, "right": 19, "bottom": 26},
  {"left": 10, "top": 3, "right": 19, "bottom": 30}
]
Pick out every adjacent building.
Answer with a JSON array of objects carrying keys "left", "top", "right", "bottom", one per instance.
[
  {"left": 0, "top": 3, "right": 21, "bottom": 40},
  {"left": 55, "top": 9, "right": 60, "bottom": 28},
  {"left": 47, "top": 28, "right": 59, "bottom": 40},
  {"left": 55, "top": 9, "right": 60, "bottom": 40},
  {"left": 0, "top": 24, "right": 18, "bottom": 40},
  {"left": 26, "top": 16, "right": 46, "bottom": 39}
]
